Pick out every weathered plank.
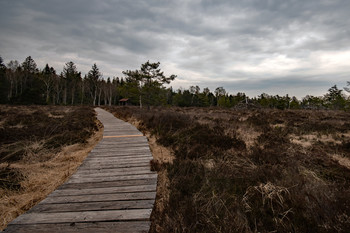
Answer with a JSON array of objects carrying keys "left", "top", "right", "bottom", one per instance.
[
  {"left": 91, "top": 145, "right": 149, "bottom": 152},
  {"left": 88, "top": 151, "right": 151, "bottom": 157},
  {"left": 84, "top": 156, "right": 152, "bottom": 163},
  {"left": 81, "top": 159, "right": 152, "bottom": 166},
  {"left": 103, "top": 131, "right": 143, "bottom": 136},
  {"left": 92, "top": 145, "right": 150, "bottom": 150},
  {"left": 40, "top": 191, "right": 156, "bottom": 204},
  {"left": 76, "top": 163, "right": 153, "bottom": 170},
  {"left": 74, "top": 166, "right": 151, "bottom": 175},
  {"left": 5, "top": 221, "right": 150, "bottom": 233},
  {"left": 71, "top": 170, "right": 154, "bottom": 179},
  {"left": 30, "top": 199, "right": 155, "bottom": 213},
  {"left": 98, "top": 138, "right": 148, "bottom": 144},
  {"left": 10, "top": 209, "right": 152, "bottom": 224},
  {"left": 50, "top": 184, "right": 156, "bottom": 196},
  {"left": 67, "top": 173, "right": 157, "bottom": 184},
  {"left": 88, "top": 151, "right": 152, "bottom": 157},
  {"left": 60, "top": 178, "right": 157, "bottom": 190},
  {"left": 82, "top": 157, "right": 152, "bottom": 166},
  {"left": 88, "top": 152, "right": 153, "bottom": 159}
]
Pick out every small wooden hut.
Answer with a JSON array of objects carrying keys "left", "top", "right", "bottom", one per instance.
[{"left": 119, "top": 98, "right": 130, "bottom": 106}]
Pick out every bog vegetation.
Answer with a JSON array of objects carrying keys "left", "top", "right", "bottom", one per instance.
[
  {"left": 0, "top": 105, "right": 100, "bottom": 230},
  {"left": 105, "top": 106, "right": 350, "bottom": 233}
]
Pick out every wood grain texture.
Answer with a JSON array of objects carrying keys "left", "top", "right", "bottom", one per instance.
[
  {"left": 5, "top": 221, "right": 150, "bottom": 233},
  {"left": 5, "top": 108, "right": 157, "bottom": 233},
  {"left": 29, "top": 200, "right": 155, "bottom": 213},
  {"left": 60, "top": 178, "right": 157, "bottom": 189},
  {"left": 40, "top": 191, "right": 156, "bottom": 204},
  {"left": 10, "top": 209, "right": 152, "bottom": 224},
  {"left": 50, "top": 184, "right": 156, "bottom": 196}
]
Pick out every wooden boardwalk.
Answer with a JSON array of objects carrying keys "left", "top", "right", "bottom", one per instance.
[{"left": 5, "top": 108, "right": 157, "bottom": 233}]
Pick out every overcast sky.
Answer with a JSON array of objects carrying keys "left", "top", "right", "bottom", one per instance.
[{"left": 1, "top": 0, "right": 350, "bottom": 98}]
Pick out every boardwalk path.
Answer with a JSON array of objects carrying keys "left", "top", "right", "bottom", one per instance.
[{"left": 5, "top": 108, "right": 157, "bottom": 233}]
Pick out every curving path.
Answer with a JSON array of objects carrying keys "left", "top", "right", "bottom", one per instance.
[{"left": 5, "top": 108, "right": 157, "bottom": 233}]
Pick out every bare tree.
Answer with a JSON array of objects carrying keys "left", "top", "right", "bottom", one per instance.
[
  {"left": 6, "top": 60, "right": 19, "bottom": 100},
  {"left": 41, "top": 64, "right": 56, "bottom": 104},
  {"left": 53, "top": 74, "right": 63, "bottom": 105}
]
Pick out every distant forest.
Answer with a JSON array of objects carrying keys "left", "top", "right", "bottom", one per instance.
[{"left": 0, "top": 55, "right": 349, "bottom": 110}]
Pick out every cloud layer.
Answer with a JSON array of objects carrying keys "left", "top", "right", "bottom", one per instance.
[{"left": 1, "top": 0, "right": 350, "bottom": 97}]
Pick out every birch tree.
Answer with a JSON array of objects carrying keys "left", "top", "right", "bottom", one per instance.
[{"left": 87, "top": 63, "right": 102, "bottom": 106}]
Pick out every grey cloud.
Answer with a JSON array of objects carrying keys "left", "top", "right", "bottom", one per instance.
[{"left": 1, "top": 0, "right": 350, "bottom": 97}]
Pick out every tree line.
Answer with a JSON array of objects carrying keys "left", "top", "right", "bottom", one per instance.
[
  {"left": 0, "top": 55, "right": 349, "bottom": 110},
  {"left": 0, "top": 56, "right": 121, "bottom": 105}
]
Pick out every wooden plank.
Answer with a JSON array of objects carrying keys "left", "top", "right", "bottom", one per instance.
[
  {"left": 92, "top": 147, "right": 150, "bottom": 151},
  {"left": 82, "top": 158, "right": 152, "bottom": 166},
  {"left": 99, "top": 140, "right": 149, "bottom": 145},
  {"left": 67, "top": 174, "right": 157, "bottom": 184},
  {"left": 90, "top": 150, "right": 151, "bottom": 155},
  {"left": 99, "top": 138, "right": 148, "bottom": 143},
  {"left": 74, "top": 166, "right": 151, "bottom": 174},
  {"left": 50, "top": 184, "right": 156, "bottom": 196},
  {"left": 78, "top": 162, "right": 152, "bottom": 170},
  {"left": 75, "top": 166, "right": 151, "bottom": 175},
  {"left": 77, "top": 165, "right": 150, "bottom": 174},
  {"left": 30, "top": 199, "right": 155, "bottom": 213},
  {"left": 97, "top": 140, "right": 149, "bottom": 146},
  {"left": 96, "top": 142, "right": 149, "bottom": 146},
  {"left": 85, "top": 155, "right": 152, "bottom": 162},
  {"left": 103, "top": 135, "right": 143, "bottom": 138},
  {"left": 10, "top": 209, "right": 152, "bottom": 224},
  {"left": 80, "top": 163, "right": 151, "bottom": 170},
  {"left": 90, "top": 148, "right": 151, "bottom": 154},
  {"left": 93, "top": 144, "right": 149, "bottom": 149},
  {"left": 87, "top": 152, "right": 152, "bottom": 157},
  {"left": 41, "top": 191, "right": 156, "bottom": 204},
  {"left": 84, "top": 156, "right": 151, "bottom": 162},
  {"left": 5, "top": 221, "right": 151, "bottom": 233},
  {"left": 86, "top": 154, "right": 152, "bottom": 159},
  {"left": 103, "top": 132, "right": 143, "bottom": 137},
  {"left": 60, "top": 178, "right": 157, "bottom": 190},
  {"left": 99, "top": 137, "right": 148, "bottom": 143},
  {"left": 70, "top": 170, "right": 154, "bottom": 179},
  {"left": 81, "top": 160, "right": 151, "bottom": 168},
  {"left": 84, "top": 157, "right": 152, "bottom": 164},
  {"left": 85, "top": 154, "right": 152, "bottom": 160},
  {"left": 88, "top": 152, "right": 152, "bottom": 158}
]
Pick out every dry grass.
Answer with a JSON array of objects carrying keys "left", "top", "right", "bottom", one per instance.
[
  {"left": 332, "top": 154, "right": 350, "bottom": 170},
  {"left": 104, "top": 106, "right": 350, "bottom": 233},
  {"left": 0, "top": 105, "right": 102, "bottom": 230},
  {"left": 147, "top": 133, "right": 174, "bottom": 232}
]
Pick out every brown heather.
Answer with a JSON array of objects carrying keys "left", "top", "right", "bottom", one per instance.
[
  {"left": 0, "top": 105, "right": 102, "bottom": 230},
  {"left": 105, "top": 106, "right": 350, "bottom": 233}
]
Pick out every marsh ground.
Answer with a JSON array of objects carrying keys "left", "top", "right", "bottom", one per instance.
[
  {"left": 0, "top": 105, "right": 102, "bottom": 230},
  {"left": 105, "top": 106, "right": 350, "bottom": 233}
]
